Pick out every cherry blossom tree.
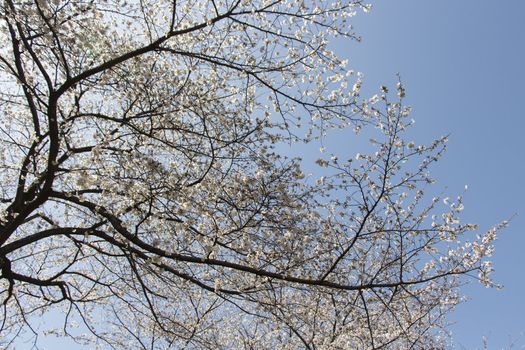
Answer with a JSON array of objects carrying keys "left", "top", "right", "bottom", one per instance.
[{"left": 0, "top": 0, "right": 503, "bottom": 349}]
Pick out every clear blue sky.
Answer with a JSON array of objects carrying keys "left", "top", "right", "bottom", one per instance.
[
  {"left": 33, "top": 1, "right": 525, "bottom": 349},
  {"left": 338, "top": 1, "right": 525, "bottom": 348}
]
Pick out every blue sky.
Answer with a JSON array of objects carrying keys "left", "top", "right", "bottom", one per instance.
[
  {"left": 338, "top": 1, "right": 525, "bottom": 348},
  {"left": 27, "top": 1, "right": 525, "bottom": 349}
]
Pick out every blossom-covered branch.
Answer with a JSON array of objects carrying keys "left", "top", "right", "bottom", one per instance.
[{"left": 0, "top": 1, "right": 502, "bottom": 349}]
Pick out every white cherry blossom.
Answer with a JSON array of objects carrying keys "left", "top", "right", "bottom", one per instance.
[{"left": 0, "top": 1, "right": 502, "bottom": 349}]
